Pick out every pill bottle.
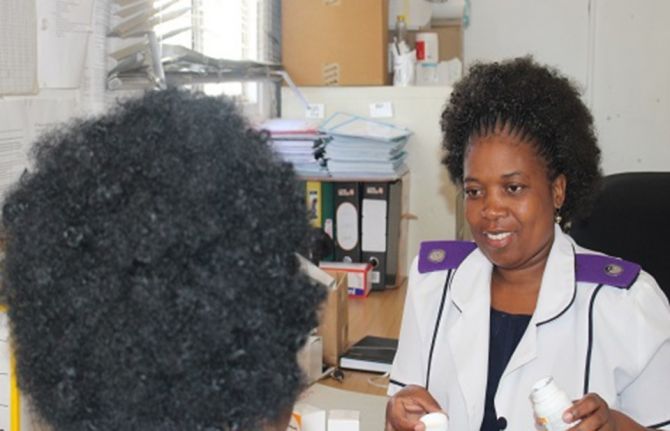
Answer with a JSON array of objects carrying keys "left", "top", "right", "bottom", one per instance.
[
  {"left": 420, "top": 412, "right": 448, "bottom": 431},
  {"left": 530, "top": 377, "right": 573, "bottom": 431}
]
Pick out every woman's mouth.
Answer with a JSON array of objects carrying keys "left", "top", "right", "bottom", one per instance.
[{"left": 482, "top": 231, "right": 513, "bottom": 248}]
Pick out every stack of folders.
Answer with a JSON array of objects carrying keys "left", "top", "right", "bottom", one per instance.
[
  {"left": 339, "top": 335, "right": 398, "bottom": 374},
  {"left": 319, "top": 113, "right": 411, "bottom": 179},
  {"left": 260, "top": 119, "right": 330, "bottom": 178}
]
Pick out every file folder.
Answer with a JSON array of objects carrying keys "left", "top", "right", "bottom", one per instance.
[
  {"left": 333, "top": 182, "right": 361, "bottom": 263},
  {"left": 361, "top": 180, "right": 402, "bottom": 290},
  {"left": 321, "top": 182, "right": 335, "bottom": 261},
  {"left": 305, "top": 180, "right": 322, "bottom": 228}
]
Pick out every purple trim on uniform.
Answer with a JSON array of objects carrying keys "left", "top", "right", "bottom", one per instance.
[
  {"left": 575, "top": 253, "right": 640, "bottom": 289},
  {"left": 418, "top": 241, "right": 477, "bottom": 273}
]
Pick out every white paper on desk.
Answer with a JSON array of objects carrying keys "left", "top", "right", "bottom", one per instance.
[
  {"left": 36, "top": 0, "right": 94, "bottom": 89},
  {"left": 0, "top": 100, "right": 30, "bottom": 200},
  {"left": 0, "top": 0, "right": 37, "bottom": 95}
]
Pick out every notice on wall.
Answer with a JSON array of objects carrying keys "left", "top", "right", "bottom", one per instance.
[
  {"left": 80, "top": 0, "right": 110, "bottom": 115},
  {"left": 36, "top": 0, "right": 95, "bottom": 89},
  {"left": 0, "top": 98, "right": 76, "bottom": 201},
  {"left": 0, "top": 101, "right": 30, "bottom": 201},
  {"left": 0, "top": 0, "right": 38, "bottom": 95}
]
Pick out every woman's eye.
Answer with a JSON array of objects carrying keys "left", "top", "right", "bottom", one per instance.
[
  {"left": 507, "top": 184, "right": 525, "bottom": 194},
  {"left": 464, "top": 188, "right": 481, "bottom": 198}
]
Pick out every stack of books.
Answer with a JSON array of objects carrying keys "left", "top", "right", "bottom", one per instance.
[
  {"left": 260, "top": 119, "right": 330, "bottom": 178},
  {"left": 319, "top": 113, "right": 411, "bottom": 179},
  {"left": 339, "top": 335, "right": 398, "bottom": 373}
]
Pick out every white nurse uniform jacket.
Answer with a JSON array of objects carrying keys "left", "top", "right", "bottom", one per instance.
[{"left": 388, "top": 226, "right": 670, "bottom": 430}]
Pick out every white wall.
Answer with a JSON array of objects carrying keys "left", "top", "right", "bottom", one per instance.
[
  {"left": 464, "top": 0, "right": 670, "bottom": 175},
  {"left": 591, "top": 1, "right": 670, "bottom": 173}
]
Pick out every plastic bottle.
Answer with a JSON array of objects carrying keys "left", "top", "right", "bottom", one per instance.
[
  {"left": 420, "top": 412, "right": 449, "bottom": 431},
  {"left": 395, "top": 15, "right": 408, "bottom": 49},
  {"left": 529, "top": 377, "right": 573, "bottom": 431}
]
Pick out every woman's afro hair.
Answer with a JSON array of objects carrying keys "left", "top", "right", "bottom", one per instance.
[
  {"left": 441, "top": 56, "right": 602, "bottom": 227},
  {"left": 1, "top": 89, "right": 326, "bottom": 430}
]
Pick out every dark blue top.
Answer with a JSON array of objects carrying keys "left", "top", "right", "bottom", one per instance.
[{"left": 480, "top": 308, "right": 532, "bottom": 431}]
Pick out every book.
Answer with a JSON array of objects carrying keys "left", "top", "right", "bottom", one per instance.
[
  {"left": 305, "top": 180, "right": 322, "bottom": 228},
  {"left": 339, "top": 335, "right": 398, "bottom": 373},
  {"left": 321, "top": 181, "right": 335, "bottom": 261},
  {"left": 361, "top": 180, "right": 402, "bottom": 291},
  {"left": 333, "top": 182, "right": 361, "bottom": 263}
]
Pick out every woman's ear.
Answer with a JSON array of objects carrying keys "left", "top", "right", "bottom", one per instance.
[{"left": 552, "top": 174, "right": 567, "bottom": 209}]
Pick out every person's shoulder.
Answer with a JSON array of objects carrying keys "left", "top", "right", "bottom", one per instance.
[
  {"left": 573, "top": 248, "right": 670, "bottom": 332},
  {"left": 574, "top": 252, "right": 641, "bottom": 289},
  {"left": 415, "top": 240, "right": 477, "bottom": 274}
]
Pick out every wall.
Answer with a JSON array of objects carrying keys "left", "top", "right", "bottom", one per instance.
[
  {"left": 0, "top": 0, "right": 109, "bottom": 201},
  {"left": 463, "top": 0, "right": 670, "bottom": 175},
  {"left": 591, "top": 1, "right": 670, "bottom": 173}
]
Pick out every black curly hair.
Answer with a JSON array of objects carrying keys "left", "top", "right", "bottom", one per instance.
[
  {"left": 1, "top": 89, "right": 326, "bottom": 430},
  {"left": 441, "top": 56, "right": 602, "bottom": 227}
]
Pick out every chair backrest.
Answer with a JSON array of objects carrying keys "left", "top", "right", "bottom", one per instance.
[{"left": 569, "top": 172, "right": 670, "bottom": 300}]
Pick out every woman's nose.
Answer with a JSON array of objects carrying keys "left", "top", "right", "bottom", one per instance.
[{"left": 481, "top": 193, "right": 507, "bottom": 220}]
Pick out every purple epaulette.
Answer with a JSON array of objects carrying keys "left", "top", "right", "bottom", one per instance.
[
  {"left": 418, "top": 241, "right": 477, "bottom": 273},
  {"left": 575, "top": 253, "right": 641, "bottom": 289}
]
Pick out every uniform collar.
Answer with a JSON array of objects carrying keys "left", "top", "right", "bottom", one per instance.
[
  {"left": 534, "top": 225, "right": 577, "bottom": 325},
  {"left": 450, "top": 224, "right": 577, "bottom": 320}
]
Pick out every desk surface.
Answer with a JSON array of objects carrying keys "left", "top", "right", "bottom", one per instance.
[{"left": 319, "top": 280, "right": 407, "bottom": 396}]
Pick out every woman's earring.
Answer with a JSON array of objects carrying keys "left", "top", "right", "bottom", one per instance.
[{"left": 554, "top": 208, "right": 562, "bottom": 225}]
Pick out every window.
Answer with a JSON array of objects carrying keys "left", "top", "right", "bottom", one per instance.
[{"left": 154, "top": 0, "right": 280, "bottom": 119}]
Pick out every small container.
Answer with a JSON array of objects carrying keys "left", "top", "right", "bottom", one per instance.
[
  {"left": 420, "top": 412, "right": 448, "bottom": 431},
  {"left": 529, "top": 377, "right": 573, "bottom": 431},
  {"left": 395, "top": 15, "right": 408, "bottom": 47},
  {"left": 415, "top": 32, "right": 439, "bottom": 64}
]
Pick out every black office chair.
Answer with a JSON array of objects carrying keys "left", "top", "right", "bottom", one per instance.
[{"left": 569, "top": 172, "right": 670, "bottom": 300}]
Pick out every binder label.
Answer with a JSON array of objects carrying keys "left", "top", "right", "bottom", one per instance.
[
  {"left": 337, "top": 187, "right": 355, "bottom": 197},
  {"left": 365, "top": 185, "right": 385, "bottom": 195},
  {"left": 335, "top": 202, "right": 358, "bottom": 251}
]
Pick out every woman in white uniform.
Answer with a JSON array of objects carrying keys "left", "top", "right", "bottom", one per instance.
[{"left": 386, "top": 57, "right": 670, "bottom": 431}]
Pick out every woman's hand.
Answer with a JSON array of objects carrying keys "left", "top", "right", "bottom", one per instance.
[
  {"left": 564, "top": 393, "right": 648, "bottom": 431},
  {"left": 563, "top": 393, "right": 617, "bottom": 430},
  {"left": 385, "top": 385, "right": 444, "bottom": 431}
]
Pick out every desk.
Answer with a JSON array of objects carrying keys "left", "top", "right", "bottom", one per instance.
[{"left": 318, "top": 280, "right": 407, "bottom": 396}]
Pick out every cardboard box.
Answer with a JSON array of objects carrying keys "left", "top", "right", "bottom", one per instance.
[
  {"left": 282, "top": 0, "right": 389, "bottom": 86},
  {"left": 318, "top": 262, "right": 372, "bottom": 297},
  {"left": 431, "top": 19, "right": 463, "bottom": 62},
  {"left": 315, "top": 271, "right": 349, "bottom": 366}
]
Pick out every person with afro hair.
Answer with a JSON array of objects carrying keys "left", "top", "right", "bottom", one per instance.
[
  {"left": 1, "top": 89, "right": 326, "bottom": 431},
  {"left": 386, "top": 57, "right": 670, "bottom": 431}
]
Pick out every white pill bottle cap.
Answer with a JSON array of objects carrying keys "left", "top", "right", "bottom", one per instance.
[{"left": 420, "top": 412, "right": 449, "bottom": 431}]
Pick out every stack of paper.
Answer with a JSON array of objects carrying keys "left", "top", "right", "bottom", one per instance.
[
  {"left": 319, "top": 113, "right": 411, "bottom": 179},
  {"left": 260, "top": 119, "right": 330, "bottom": 178}
]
